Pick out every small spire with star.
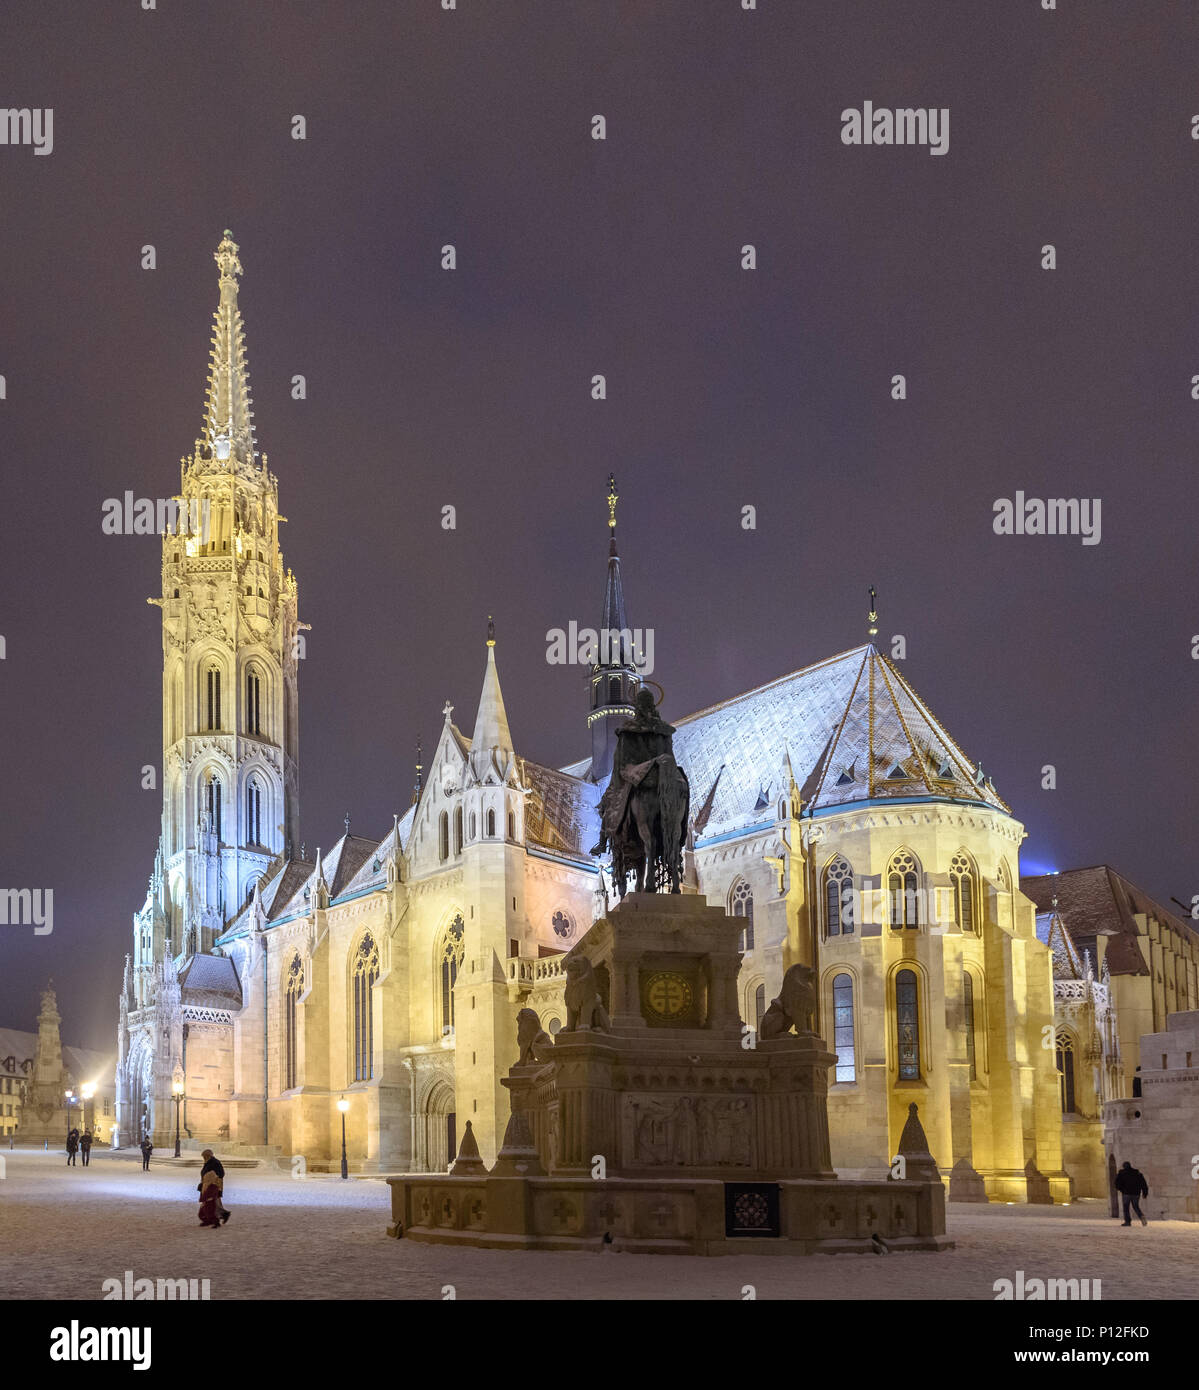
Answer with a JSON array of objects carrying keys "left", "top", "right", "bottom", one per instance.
[{"left": 867, "top": 586, "right": 879, "bottom": 643}]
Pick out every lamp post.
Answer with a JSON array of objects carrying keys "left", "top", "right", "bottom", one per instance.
[
  {"left": 337, "top": 1096, "right": 349, "bottom": 1180},
  {"left": 64, "top": 1089, "right": 74, "bottom": 1149},
  {"left": 81, "top": 1082, "right": 95, "bottom": 1134},
  {"left": 172, "top": 1076, "right": 185, "bottom": 1158}
]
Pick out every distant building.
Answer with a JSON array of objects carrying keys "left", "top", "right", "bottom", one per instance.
[
  {"left": 0, "top": 1000, "right": 117, "bottom": 1144},
  {"left": 1104, "top": 1011, "right": 1199, "bottom": 1221},
  {"left": 1023, "top": 867, "right": 1199, "bottom": 1200}
]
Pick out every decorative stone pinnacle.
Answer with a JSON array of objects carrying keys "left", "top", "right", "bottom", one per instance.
[
  {"left": 607, "top": 472, "right": 618, "bottom": 531},
  {"left": 487, "top": 614, "right": 496, "bottom": 648},
  {"left": 214, "top": 231, "right": 243, "bottom": 285},
  {"left": 867, "top": 584, "right": 878, "bottom": 641}
]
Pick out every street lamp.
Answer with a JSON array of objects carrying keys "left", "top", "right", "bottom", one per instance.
[
  {"left": 64, "top": 1089, "right": 74, "bottom": 1148},
  {"left": 337, "top": 1096, "right": 349, "bottom": 1180},
  {"left": 81, "top": 1082, "right": 95, "bottom": 1134},
  {"left": 172, "top": 1076, "right": 185, "bottom": 1158}
]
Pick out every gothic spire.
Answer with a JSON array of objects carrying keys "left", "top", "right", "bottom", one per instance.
[
  {"left": 471, "top": 616, "right": 513, "bottom": 759},
  {"left": 201, "top": 230, "right": 256, "bottom": 466},
  {"left": 602, "top": 473, "right": 629, "bottom": 635},
  {"left": 588, "top": 474, "right": 640, "bottom": 783}
]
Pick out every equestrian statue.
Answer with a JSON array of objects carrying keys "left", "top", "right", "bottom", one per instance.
[{"left": 591, "top": 688, "right": 690, "bottom": 896}]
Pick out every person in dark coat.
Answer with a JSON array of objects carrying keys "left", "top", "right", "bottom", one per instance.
[
  {"left": 1114, "top": 1160, "right": 1149, "bottom": 1226},
  {"left": 139, "top": 1136, "right": 153, "bottom": 1171},
  {"left": 66, "top": 1129, "right": 79, "bottom": 1166},
  {"left": 80, "top": 1130, "right": 93, "bottom": 1167},
  {"left": 197, "top": 1149, "right": 230, "bottom": 1228}
]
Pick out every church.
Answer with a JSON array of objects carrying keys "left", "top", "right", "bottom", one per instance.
[{"left": 117, "top": 233, "right": 1076, "bottom": 1201}]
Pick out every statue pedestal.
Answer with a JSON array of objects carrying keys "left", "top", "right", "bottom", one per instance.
[{"left": 388, "top": 894, "right": 951, "bottom": 1254}]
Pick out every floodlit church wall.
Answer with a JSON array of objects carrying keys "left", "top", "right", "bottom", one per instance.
[{"left": 793, "top": 804, "right": 1066, "bottom": 1196}]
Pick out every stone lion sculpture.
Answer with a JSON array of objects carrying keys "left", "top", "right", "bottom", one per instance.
[
  {"left": 516, "top": 1007, "right": 555, "bottom": 1064},
  {"left": 758, "top": 963, "right": 817, "bottom": 1038},
  {"left": 563, "top": 955, "right": 610, "bottom": 1032}
]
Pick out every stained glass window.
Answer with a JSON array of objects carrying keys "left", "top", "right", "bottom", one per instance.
[
  {"left": 896, "top": 969, "right": 920, "bottom": 1079},
  {"left": 833, "top": 973, "right": 856, "bottom": 1082}
]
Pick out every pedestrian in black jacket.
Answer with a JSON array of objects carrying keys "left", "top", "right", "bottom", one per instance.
[
  {"left": 1114, "top": 1160, "right": 1149, "bottom": 1226},
  {"left": 139, "top": 1136, "right": 153, "bottom": 1171},
  {"left": 66, "top": 1129, "right": 79, "bottom": 1167}
]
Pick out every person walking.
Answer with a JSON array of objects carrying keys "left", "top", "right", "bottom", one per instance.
[
  {"left": 139, "top": 1135, "right": 153, "bottom": 1171},
  {"left": 80, "top": 1129, "right": 93, "bottom": 1167},
  {"left": 1115, "top": 1160, "right": 1149, "bottom": 1226},
  {"left": 66, "top": 1128, "right": 79, "bottom": 1167},
  {"left": 197, "top": 1148, "right": 230, "bottom": 1228}
]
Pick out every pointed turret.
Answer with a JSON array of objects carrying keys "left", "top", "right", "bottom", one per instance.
[
  {"left": 588, "top": 474, "right": 641, "bottom": 783},
  {"left": 470, "top": 617, "right": 514, "bottom": 774},
  {"left": 200, "top": 230, "right": 256, "bottom": 468}
]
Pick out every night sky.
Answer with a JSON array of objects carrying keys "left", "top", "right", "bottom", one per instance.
[{"left": 1, "top": 2, "right": 1196, "bottom": 1050}]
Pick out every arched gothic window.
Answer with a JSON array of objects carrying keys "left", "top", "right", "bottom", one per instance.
[
  {"left": 832, "top": 973, "right": 856, "bottom": 1082},
  {"left": 352, "top": 933, "right": 379, "bottom": 1082},
  {"left": 246, "top": 668, "right": 261, "bottom": 736},
  {"left": 245, "top": 778, "right": 262, "bottom": 846},
  {"left": 486, "top": 808, "right": 496, "bottom": 838},
  {"left": 753, "top": 983, "right": 766, "bottom": 1032},
  {"left": 204, "top": 773, "right": 222, "bottom": 841},
  {"left": 895, "top": 969, "right": 920, "bottom": 1079},
  {"left": 1056, "top": 1031, "right": 1076, "bottom": 1113},
  {"left": 469, "top": 812, "right": 477, "bottom": 840},
  {"left": 824, "top": 856, "right": 855, "bottom": 937},
  {"left": 440, "top": 915, "right": 465, "bottom": 1035},
  {"left": 454, "top": 806, "right": 463, "bottom": 855},
  {"left": 964, "top": 971, "right": 978, "bottom": 1080},
  {"left": 888, "top": 850, "right": 920, "bottom": 929},
  {"left": 997, "top": 859, "right": 1012, "bottom": 893},
  {"left": 730, "top": 879, "right": 754, "bottom": 951},
  {"left": 284, "top": 954, "right": 303, "bottom": 1090},
  {"left": 205, "top": 666, "right": 221, "bottom": 731},
  {"left": 951, "top": 851, "right": 976, "bottom": 932},
  {"left": 439, "top": 812, "right": 449, "bottom": 863}
]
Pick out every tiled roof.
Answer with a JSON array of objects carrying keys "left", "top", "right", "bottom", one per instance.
[
  {"left": 518, "top": 757, "right": 601, "bottom": 860},
  {"left": 670, "top": 644, "right": 1005, "bottom": 839},
  {"left": 177, "top": 953, "right": 243, "bottom": 1006},
  {"left": 1022, "top": 866, "right": 1199, "bottom": 978}
]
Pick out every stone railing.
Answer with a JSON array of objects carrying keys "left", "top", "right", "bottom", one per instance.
[{"left": 506, "top": 953, "right": 567, "bottom": 987}]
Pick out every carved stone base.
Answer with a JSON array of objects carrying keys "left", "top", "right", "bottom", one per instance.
[{"left": 385, "top": 1173, "right": 952, "bottom": 1254}]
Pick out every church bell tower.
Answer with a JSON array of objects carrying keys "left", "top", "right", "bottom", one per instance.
[{"left": 136, "top": 232, "right": 302, "bottom": 985}]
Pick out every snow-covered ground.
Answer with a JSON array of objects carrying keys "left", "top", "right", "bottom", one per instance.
[{"left": 1, "top": 1148, "right": 1194, "bottom": 1300}]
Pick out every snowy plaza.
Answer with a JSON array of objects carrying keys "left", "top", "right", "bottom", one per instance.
[{"left": 1, "top": 1149, "right": 1195, "bottom": 1301}]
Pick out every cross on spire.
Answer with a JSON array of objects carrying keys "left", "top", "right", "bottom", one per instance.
[{"left": 867, "top": 586, "right": 879, "bottom": 642}]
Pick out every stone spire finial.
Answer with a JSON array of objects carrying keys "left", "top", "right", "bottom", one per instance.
[
  {"left": 490, "top": 1108, "right": 546, "bottom": 1177},
  {"left": 449, "top": 1119, "right": 489, "bottom": 1176},
  {"left": 893, "top": 1101, "right": 940, "bottom": 1181},
  {"left": 867, "top": 585, "right": 878, "bottom": 642},
  {"left": 344, "top": 812, "right": 351, "bottom": 837},
  {"left": 487, "top": 614, "right": 496, "bottom": 648},
  {"left": 201, "top": 230, "right": 255, "bottom": 466}
]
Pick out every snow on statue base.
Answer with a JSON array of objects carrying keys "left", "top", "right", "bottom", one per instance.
[{"left": 387, "top": 894, "right": 951, "bottom": 1254}]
